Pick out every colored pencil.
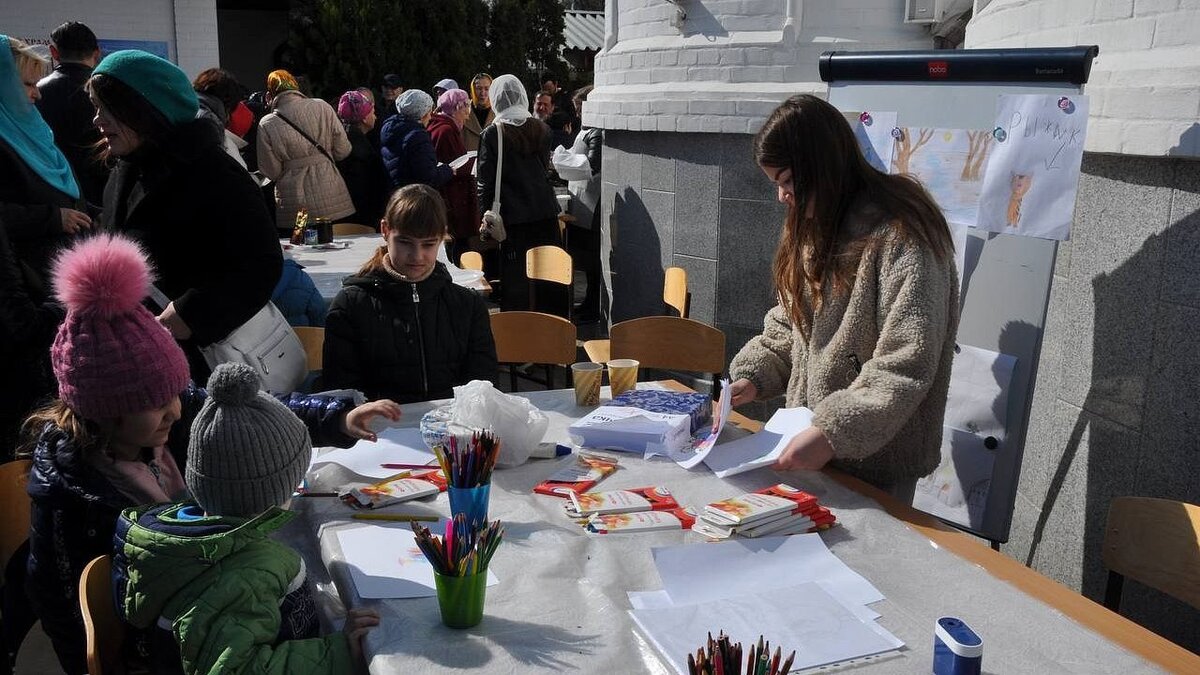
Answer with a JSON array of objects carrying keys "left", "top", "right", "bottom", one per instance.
[
  {"left": 293, "top": 491, "right": 339, "bottom": 497},
  {"left": 778, "top": 650, "right": 795, "bottom": 674},
  {"left": 351, "top": 513, "right": 438, "bottom": 522},
  {"left": 379, "top": 463, "right": 437, "bottom": 470}
]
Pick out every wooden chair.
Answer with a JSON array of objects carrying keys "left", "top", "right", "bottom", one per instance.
[
  {"left": 459, "top": 251, "right": 484, "bottom": 271},
  {"left": 0, "top": 460, "right": 31, "bottom": 576},
  {"left": 332, "top": 222, "right": 375, "bottom": 236},
  {"left": 526, "top": 245, "right": 573, "bottom": 322},
  {"left": 490, "top": 311, "right": 577, "bottom": 391},
  {"left": 663, "top": 266, "right": 689, "bottom": 318},
  {"left": 1102, "top": 496, "right": 1200, "bottom": 613},
  {"left": 608, "top": 316, "right": 725, "bottom": 398},
  {"left": 293, "top": 326, "right": 324, "bottom": 373},
  {"left": 79, "top": 555, "right": 125, "bottom": 675}
]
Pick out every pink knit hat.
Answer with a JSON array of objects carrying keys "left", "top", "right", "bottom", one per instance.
[
  {"left": 337, "top": 90, "right": 373, "bottom": 124},
  {"left": 50, "top": 234, "right": 190, "bottom": 420}
]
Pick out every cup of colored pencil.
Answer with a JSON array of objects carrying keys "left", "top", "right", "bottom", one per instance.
[
  {"left": 436, "top": 431, "right": 501, "bottom": 528},
  {"left": 687, "top": 632, "right": 795, "bottom": 675},
  {"left": 412, "top": 515, "right": 504, "bottom": 628}
]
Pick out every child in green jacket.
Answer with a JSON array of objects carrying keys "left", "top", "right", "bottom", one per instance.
[{"left": 112, "top": 363, "right": 380, "bottom": 674}]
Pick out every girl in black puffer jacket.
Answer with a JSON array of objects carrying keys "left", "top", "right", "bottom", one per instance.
[{"left": 323, "top": 185, "right": 498, "bottom": 403}]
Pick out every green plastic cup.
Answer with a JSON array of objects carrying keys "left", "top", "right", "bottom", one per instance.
[{"left": 433, "top": 571, "right": 487, "bottom": 628}]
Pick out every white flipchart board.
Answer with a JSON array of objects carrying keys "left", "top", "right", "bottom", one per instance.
[{"left": 821, "top": 47, "right": 1098, "bottom": 543}]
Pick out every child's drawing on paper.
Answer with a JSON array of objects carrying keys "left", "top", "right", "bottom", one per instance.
[
  {"left": 1006, "top": 172, "right": 1034, "bottom": 227},
  {"left": 913, "top": 428, "right": 995, "bottom": 530},
  {"left": 977, "top": 94, "right": 1089, "bottom": 240},
  {"left": 889, "top": 127, "right": 992, "bottom": 228},
  {"left": 844, "top": 111, "right": 899, "bottom": 173}
]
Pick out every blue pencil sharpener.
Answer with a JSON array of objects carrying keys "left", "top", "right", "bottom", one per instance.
[{"left": 933, "top": 616, "right": 982, "bottom": 675}]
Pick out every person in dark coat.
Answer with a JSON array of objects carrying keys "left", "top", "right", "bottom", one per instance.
[
  {"left": 380, "top": 89, "right": 452, "bottom": 191},
  {"left": 427, "top": 88, "right": 479, "bottom": 263},
  {"left": 336, "top": 89, "right": 387, "bottom": 228},
  {"left": 20, "top": 233, "right": 400, "bottom": 675},
  {"left": 477, "top": 74, "right": 561, "bottom": 312},
  {"left": 272, "top": 257, "right": 326, "bottom": 327},
  {"left": 35, "top": 21, "right": 108, "bottom": 208},
  {"left": 323, "top": 185, "right": 497, "bottom": 404},
  {"left": 1, "top": 35, "right": 91, "bottom": 284},
  {"left": 89, "top": 50, "right": 282, "bottom": 382}
]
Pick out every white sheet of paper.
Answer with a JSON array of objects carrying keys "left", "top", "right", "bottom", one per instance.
[
  {"left": 449, "top": 151, "right": 477, "bottom": 170},
  {"left": 846, "top": 111, "right": 899, "bottom": 173},
  {"left": 673, "top": 378, "right": 732, "bottom": 469},
  {"left": 976, "top": 94, "right": 1089, "bottom": 240},
  {"left": 336, "top": 524, "right": 498, "bottom": 599},
  {"left": 652, "top": 534, "right": 884, "bottom": 608},
  {"left": 914, "top": 427, "right": 996, "bottom": 530},
  {"left": 945, "top": 344, "right": 1016, "bottom": 442},
  {"left": 627, "top": 581, "right": 881, "bottom": 621},
  {"left": 630, "top": 582, "right": 902, "bottom": 675},
  {"left": 311, "top": 427, "right": 437, "bottom": 479},
  {"left": 702, "top": 407, "right": 813, "bottom": 478},
  {"left": 890, "top": 127, "right": 995, "bottom": 228}
]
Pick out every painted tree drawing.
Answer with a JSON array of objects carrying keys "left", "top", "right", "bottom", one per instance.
[
  {"left": 961, "top": 131, "right": 993, "bottom": 181},
  {"left": 890, "top": 128, "right": 934, "bottom": 175}
]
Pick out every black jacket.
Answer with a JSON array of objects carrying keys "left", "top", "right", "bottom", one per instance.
[
  {"left": 0, "top": 222, "right": 63, "bottom": 458},
  {"left": 24, "top": 385, "right": 357, "bottom": 674},
  {"left": 100, "top": 120, "right": 281, "bottom": 376},
  {"left": 0, "top": 138, "right": 80, "bottom": 282},
  {"left": 337, "top": 126, "right": 387, "bottom": 226},
  {"left": 323, "top": 263, "right": 497, "bottom": 403},
  {"left": 380, "top": 116, "right": 452, "bottom": 191},
  {"left": 36, "top": 62, "right": 109, "bottom": 207},
  {"left": 476, "top": 121, "right": 559, "bottom": 225}
]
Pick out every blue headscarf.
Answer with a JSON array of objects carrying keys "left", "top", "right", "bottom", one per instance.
[{"left": 0, "top": 35, "right": 80, "bottom": 199}]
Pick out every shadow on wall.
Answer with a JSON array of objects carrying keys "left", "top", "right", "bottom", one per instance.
[
  {"left": 609, "top": 187, "right": 666, "bottom": 323},
  {"left": 1168, "top": 123, "right": 1200, "bottom": 157},
  {"left": 679, "top": 2, "right": 729, "bottom": 39},
  {"left": 1023, "top": 157, "right": 1200, "bottom": 651}
]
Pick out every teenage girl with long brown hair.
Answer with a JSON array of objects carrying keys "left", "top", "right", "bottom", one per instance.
[{"left": 727, "top": 94, "right": 960, "bottom": 501}]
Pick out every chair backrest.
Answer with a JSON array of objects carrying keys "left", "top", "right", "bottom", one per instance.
[
  {"left": 489, "top": 311, "right": 577, "bottom": 366},
  {"left": 663, "top": 266, "right": 688, "bottom": 318},
  {"left": 459, "top": 251, "right": 484, "bottom": 271},
  {"left": 525, "top": 245, "right": 573, "bottom": 287},
  {"left": 610, "top": 316, "right": 725, "bottom": 377},
  {"left": 0, "top": 460, "right": 31, "bottom": 575},
  {"left": 79, "top": 555, "right": 125, "bottom": 675},
  {"left": 1103, "top": 496, "right": 1200, "bottom": 611},
  {"left": 332, "top": 222, "right": 376, "bottom": 236},
  {"left": 293, "top": 326, "right": 324, "bottom": 372}
]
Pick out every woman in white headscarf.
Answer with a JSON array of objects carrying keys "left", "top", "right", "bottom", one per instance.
[
  {"left": 476, "top": 74, "right": 560, "bottom": 311},
  {"left": 381, "top": 88, "right": 455, "bottom": 192}
]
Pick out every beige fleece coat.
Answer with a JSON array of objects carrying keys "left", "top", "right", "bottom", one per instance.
[
  {"left": 729, "top": 202, "right": 960, "bottom": 487},
  {"left": 462, "top": 106, "right": 495, "bottom": 153},
  {"left": 257, "top": 90, "right": 354, "bottom": 228}
]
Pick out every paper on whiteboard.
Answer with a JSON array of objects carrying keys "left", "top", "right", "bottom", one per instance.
[
  {"left": 976, "top": 94, "right": 1089, "bottom": 240},
  {"left": 945, "top": 344, "right": 1016, "bottom": 443},
  {"left": 702, "top": 407, "right": 813, "bottom": 478},
  {"left": 630, "top": 582, "right": 902, "bottom": 675},
  {"left": 336, "top": 524, "right": 498, "bottom": 599},
  {"left": 673, "top": 378, "right": 732, "bottom": 469},
  {"left": 311, "top": 427, "right": 437, "bottom": 480},
  {"left": 846, "top": 111, "right": 899, "bottom": 173},
  {"left": 913, "top": 427, "right": 996, "bottom": 530},
  {"left": 890, "top": 127, "right": 994, "bottom": 228},
  {"left": 652, "top": 534, "right": 884, "bottom": 608}
]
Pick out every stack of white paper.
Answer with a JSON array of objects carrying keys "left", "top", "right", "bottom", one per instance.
[
  {"left": 631, "top": 535, "right": 901, "bottom": 674},
  {"left": 336, "top": 524, "right": 498, "bottom": 599},
  {"left": 702, "top": 407, "right": 814, "bottom": 477},
  {"left": 310, "top": 427, "right": 437, "bottom": 480}
]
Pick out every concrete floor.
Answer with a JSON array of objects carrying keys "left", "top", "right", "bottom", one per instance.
[{"left": 14, "top": 622, "right": 62, "bottom": 675}]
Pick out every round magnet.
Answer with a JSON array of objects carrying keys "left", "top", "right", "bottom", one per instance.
[
  {"left": 891, "top": 127, "right": 903, "bottom": 139},
  {"left": 859, "top": 111, "right": 872, "bottom": 125},
  {"left": 1058, "top": 97, "right": 1076, "bottom": 114},
  {"left": 993, "top": 127, "right": 1007, "bottom": 142}
]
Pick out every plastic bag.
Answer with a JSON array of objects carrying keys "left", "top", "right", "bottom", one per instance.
[
  {"left": 551, "top": 145, "right": 593, "bottom": 182},
  {"left": 450, "top": 380, "right": 548, "bottom": 467}
]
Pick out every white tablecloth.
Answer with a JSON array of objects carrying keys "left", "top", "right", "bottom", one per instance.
[
  {"left": 284, "top": 234, "right": 488, "bottom": 301},
  {"left": 295, "top": 387, "right": 1161, "bottom": 674}
]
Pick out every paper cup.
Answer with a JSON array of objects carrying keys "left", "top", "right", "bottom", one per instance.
[
  {"left": 434, "top": 571, "right": 488, "bottom": 628},
  {"left": 447, "top": 484, "right": 491, "bottom": 529},
  {"left": 571, "top": 362, "right": 603, "bottom": 406},
  {"left": 607, "top": 358, "right": 640, "bottom": 397}
]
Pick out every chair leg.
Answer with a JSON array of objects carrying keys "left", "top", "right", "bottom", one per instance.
[
  {"left": 544, "top": 365, "right": 554, "bottom": 390},
  {"left": 1103, "top": 571, "right": 1124, "bottom": 612},
  {"left": 509, "top": 365, "right": 518, "bottom": 392}
]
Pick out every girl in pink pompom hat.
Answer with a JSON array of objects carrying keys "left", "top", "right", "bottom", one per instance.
[{"left": 18, "top": 234, "right": 402, "bottom": 674}]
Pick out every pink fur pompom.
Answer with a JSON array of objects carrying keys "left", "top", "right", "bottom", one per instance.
[{"left": 52, "top": 234, "right": 154, "bottom": 318}]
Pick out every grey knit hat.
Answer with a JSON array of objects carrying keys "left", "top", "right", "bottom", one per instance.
[
  {"left": 186, "top": 363, "right": 312, "bottom": 517},
  {"left": 395, "top": 88, "right": 434, "bottom": 120}
]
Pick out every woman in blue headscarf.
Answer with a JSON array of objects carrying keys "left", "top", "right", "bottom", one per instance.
[{"left": 0, "top": 35, "right": 90, "bottom": 282}]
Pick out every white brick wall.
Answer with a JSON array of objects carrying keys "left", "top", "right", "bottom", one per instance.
[
  {"left": 967, "top": 0, "right": 1200, "bottom": 157},
  {"left": 2, "top": 0, "right": 219, "bottom": 77},
  {"left": 590, "top": 0, "right": 934, "bottom": 133}
]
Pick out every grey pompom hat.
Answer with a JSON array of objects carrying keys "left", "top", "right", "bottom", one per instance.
[{"left": 186, "top": 363, "right": 311, "bottom": 517}]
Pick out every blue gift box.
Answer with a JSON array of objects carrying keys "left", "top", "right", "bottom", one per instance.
[{"left": 606, "top": 390, "right": 712, "bottom": 434}]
